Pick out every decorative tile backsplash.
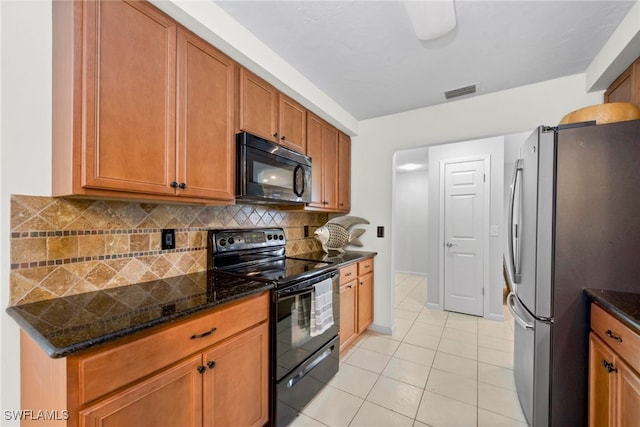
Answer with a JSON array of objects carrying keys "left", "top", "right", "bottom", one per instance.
[{"left": 9, "top": 195, "right": 327, "bottom": 305}]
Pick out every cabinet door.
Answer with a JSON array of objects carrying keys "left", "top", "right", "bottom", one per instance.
[
  {"left": 79, "top": 355, "right": 203, "bottom": 427},
  {"left": 82, "top": 0, "right": 177, "bottom": 195},
  {"left": 589, "top": 333, "right": 615, "bottom": 427},
  {"left": 337, "top": 132, "right": 351, "bottom": 212},
  {"left": 322, "top": 125, "right": 339, "bottom": 210},
  {"left": 203, "top": 322, "right": 269, "bottom": 427},
  {"left": 357, "top": 271, "right": 374, "bottom": 334},
  {"left": 307, "top": 113, "right": 325, "bottom": 208},
  {"left": 339, "top": 280, "right": 358, "bottom": 353},
  {"left": 615, "top": 358, "right": 640, "bottom": 427},
  {"left": 278, "top": 94, "right": 307, "bottom": 153},
  {"left": 238, "top": 68, "right": 278, "bottom": 142},
  {"left": 176, "top": 28, "right": 235, "bottom": 201}
]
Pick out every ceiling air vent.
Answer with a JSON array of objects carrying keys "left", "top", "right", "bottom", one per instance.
[{"left": 444, "top": 83, "right": 477, "bottom": 100}]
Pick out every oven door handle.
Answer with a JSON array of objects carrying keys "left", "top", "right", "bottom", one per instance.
[{"left": 276, "top": 284, "right": 315, "bottom": 300}]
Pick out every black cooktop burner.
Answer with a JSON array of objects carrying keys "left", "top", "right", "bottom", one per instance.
[{"left": 218, "top": 257, "right": 334, "bottom": 286}]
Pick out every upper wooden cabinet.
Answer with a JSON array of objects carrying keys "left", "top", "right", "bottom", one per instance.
[
  {"left": 237, "top": 68, "right": 278, "bottom": 142},
  {"left": 337, "top": 132, "right": 351, "bottom": 212},
  {"left": 237, "top": 68, "right": 307, "bottom": 153},
  {"left": 605, "top": 56, "right": 640, "bottom": 106},
  {"left": 176, "top": 28, "right": 235, "bottom": 201},
  {"left": 52, "top": 0, "right": 235, "bottom": 204},
  {"left": 278, "top": 94, "right": 307, "bottom": 153},
  {"left": 307, "top": 113, "right": 338, "bottom": 210}
]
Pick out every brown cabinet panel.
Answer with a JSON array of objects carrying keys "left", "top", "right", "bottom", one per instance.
[
  {"left": 203, "top": 322, "right": 269, "bottom": 427},
  {"left": 307, "top": 112, "right": 339, "bottom": 210},
  {"left": 337, "top": 132, "right": 351, "bottom": 212},
  {"left": 238, "top": 68, "right": 278, "bottom": 142},
  {"left": 278, "top": 94, "right": 307, "bottom": 153},
  {"left": 307, "top": 113, "right": 325, "bottom": 207},
  {"left": 616, "top": 358, "right": 640, "bottom": 427},
  {"left": 589, "top": 333, "right": 615, "bottom": 427},
  {"left": 82, "top": 0, "right": 177, "bottom": 195},
  {"left": 605, "top": 57, "right": 640, "bottom": 106},
  {"left": 589, "top": 303, "right": 640, "bottom": 427},
  {"left": 339, "top": 257, "right": 375, "bottom": 355},
  {"left": 79, "top": 355, "right": 203, "bottom": 427},
  {"left": 176, "top": 28, "right": 234, "bottom": 201},
  {"left": 339, "top": 280, "right": 358, "bottom": 353},
  {"left": 357, "top": 271, "right": 374, "bottom": 334}
]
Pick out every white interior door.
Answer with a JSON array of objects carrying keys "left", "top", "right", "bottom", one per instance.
[{"left": 443, "top": 160, "right": 485, "bottom": 316}]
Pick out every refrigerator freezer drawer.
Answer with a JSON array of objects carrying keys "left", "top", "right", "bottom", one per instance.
[{"left": 510, "top": 294, "right": 551, "bottom": 427}]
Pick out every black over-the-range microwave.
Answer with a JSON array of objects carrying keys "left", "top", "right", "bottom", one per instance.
[{"left": 236, "top": 132, "right": 312, "bottom": 205}]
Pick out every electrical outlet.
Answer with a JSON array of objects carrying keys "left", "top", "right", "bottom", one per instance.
[
  {"left": 161, "top": 229, "right": 176, "bottom": 250},
  {"left": 304, "top": 225, "right": 310, "bottom": 238},
  {"left": 377, "top": 226, "right": 385, "bottom": 238}
]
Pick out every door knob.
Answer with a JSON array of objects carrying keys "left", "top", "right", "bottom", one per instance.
[{"left": 446, "top": 242, "right": 455, "bottom": 247}]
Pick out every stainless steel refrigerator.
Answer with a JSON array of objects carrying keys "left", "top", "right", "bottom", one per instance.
[{"left": 505, "top": 119, "right": 640, "bottom": 427}]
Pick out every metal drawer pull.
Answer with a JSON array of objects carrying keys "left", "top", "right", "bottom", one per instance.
[
  {"left": 345, "top": 272, "right": 352, "bottom": 277},
  {"left": 605, "top": 329, "right": 623, "bottom": 342},
  {"left": 602, "top": 359, "right": 618, "bottom": 373},
  {"left": 190, "top": 327, "right": 217, "bottom": 340}
]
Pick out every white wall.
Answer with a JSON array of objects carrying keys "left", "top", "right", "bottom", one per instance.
[
  {"left": 1, "top": 1, "right": 53, "bottom": 422},
  {"left": 393, "top": 170, "right": 428, "bottom": 275},
  {"left": 427, "top": 137, "right": 504, "bottom": 320},
  {"left": 351, "top": 74, "right": 604, "bottom": 333}
]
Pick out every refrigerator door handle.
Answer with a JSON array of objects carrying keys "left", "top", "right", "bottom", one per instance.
[
  {"left": 507, "top": 159, "right": 523, "bottom": 286},
  {"left": 507, "top": 292, "right": 534, "bottom": 330}
]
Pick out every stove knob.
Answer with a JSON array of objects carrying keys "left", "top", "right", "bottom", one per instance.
[
  {"left": 228, "top": 237, "right": 235, "bottom": 244},
  {"left": 278, "top": 235, "right": 284, "bottom": 240},
  {"left": 219, "top": 238, "right": 226, "bottom": 246},
  {"left": 267, "top": 234, "right": 273, "bottom": 240}
]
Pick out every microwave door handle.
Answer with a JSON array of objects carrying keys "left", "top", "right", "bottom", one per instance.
[
  {"left": 507, "top": 159, "right": 523, "bottom": 286},
  {"left": 293, "top": 165, "right": 304, "bottom": 197}
]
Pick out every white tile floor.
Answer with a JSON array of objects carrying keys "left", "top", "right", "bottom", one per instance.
[{"left": 289, "top": 273, "right": 527, "bottom": 427}]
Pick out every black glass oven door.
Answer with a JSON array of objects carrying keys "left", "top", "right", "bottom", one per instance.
[{"left": 274, "top": 278, "right": 339, "bottom": 381}]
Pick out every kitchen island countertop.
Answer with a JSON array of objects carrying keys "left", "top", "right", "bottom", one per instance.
[{"left": 584, "top": 288, "right": 640, "bottom": 334}]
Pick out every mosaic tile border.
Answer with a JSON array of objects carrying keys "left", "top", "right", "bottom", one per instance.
[{"left": 10, "top": 227, "right": 207, "bottom": 270}]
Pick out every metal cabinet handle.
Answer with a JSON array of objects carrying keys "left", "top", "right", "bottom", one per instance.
[
  {"left": 190, "top": 327, "right": 217, "bottom": 340},
  {"left": 605, "top": 329, "right": 623, "bottom": 342},
  {"left": 344, "top": 272, "right": 352, "bottom": 277},
  {"left": 178, "top": 182, "right": 186, "bottom": 189},
  {"left": 170, "top": 181, "right": 178, "bottom": 188},
  {"left": 197, "top": 366, "right": 207, "bottom": 374},
  {"left": 446, "top": 242, "right": 456, "bottom": 247},
  {"left": 207, "top": 361, "right": 216, "bottom": 369},
  {"left": 602, "top": 359, "right": 618, "bottom": 373}
]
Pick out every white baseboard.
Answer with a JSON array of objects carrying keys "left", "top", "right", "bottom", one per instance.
[
  {"left": 484, "top": 312, "right": 505, "bottom": 322},
  {"left": 426, "top": 302, "right": 441, "bottom": 310},
  {"left": 367, "top": 323, "right": 393, "bottom": 335}
]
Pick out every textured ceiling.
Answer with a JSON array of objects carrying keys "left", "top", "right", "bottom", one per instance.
[{"left": 215, "top": 0, "right": 636, "bottom": 120}]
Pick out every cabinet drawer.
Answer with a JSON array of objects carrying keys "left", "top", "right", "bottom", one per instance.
[
  {"left": 358, "top": 258, "right": 373, "bottom": 275},
  {"left": 340, "top": 264, "right": 357, "bottom": 285},
  {"left": 76, "top": 292, "right": 269, "bottom": 404},
  {"left": 591, "top": 303, "right": 640, "bottom": 373}
]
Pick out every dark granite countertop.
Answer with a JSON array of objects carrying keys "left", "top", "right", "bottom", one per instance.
[
  {"left": 6, "top": 271, "right": 273, "bottom": 358},
  {"left": 584, "top": 289, "right": 640, "bottom": 334},
  {"left": 294, "top": 250, "right": 377, "bottom": 266}
]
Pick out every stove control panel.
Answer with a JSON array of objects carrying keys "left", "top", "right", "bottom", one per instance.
[{"left": 209, "top": 228, "right": 286, "bottom": 253}]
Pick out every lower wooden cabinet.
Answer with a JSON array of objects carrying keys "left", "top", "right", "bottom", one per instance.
[
  {"left": 588, "top": 303, "right": 640, "bottom": 427},
  {"left": 339, "top": 257, "right": 374, "bottom": 354},
  {"left": 21, "top": 292, "right": 269, "bottom": 427}
]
